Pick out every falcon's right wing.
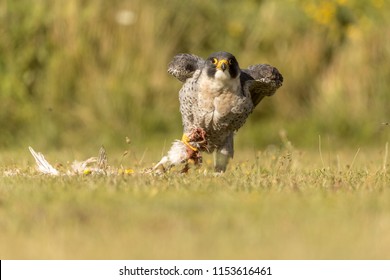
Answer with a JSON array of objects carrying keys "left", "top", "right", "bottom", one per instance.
[{"left": 168, "top": 53, "right": 205, "bottom": 83}]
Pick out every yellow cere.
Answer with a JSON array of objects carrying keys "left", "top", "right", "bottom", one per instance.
[{"left": 216, "top": 59, "right": 229, "bottom": 70}]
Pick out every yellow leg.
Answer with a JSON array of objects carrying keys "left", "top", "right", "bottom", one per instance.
[{"left": 181, "top": 134, "right": 198, "bottom": 151}]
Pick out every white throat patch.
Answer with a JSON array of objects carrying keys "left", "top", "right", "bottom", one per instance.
[
  {"left": 215, "top": 69, "right": 231, "bottom": 81},
  {"left": 199, "top": 68, "right": 241, "bottom": 93},
  {"left": 213, "top": 69, "right": 241, "bottom": 91}
]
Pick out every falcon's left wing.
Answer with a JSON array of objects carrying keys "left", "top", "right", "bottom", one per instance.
[{"left": 241, "top": 64, "right": 283, "bottom": 107}]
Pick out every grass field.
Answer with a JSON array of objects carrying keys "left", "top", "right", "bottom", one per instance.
[{"left": 1, "top": 144, "right": 389, "bottom": 259}]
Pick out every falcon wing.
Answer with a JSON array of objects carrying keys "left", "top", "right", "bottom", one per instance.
[
  {"left": 241, "top": 64, "right": 283, "bottom": 107},
  {"left": 168, "top": 53, "right": 205, "bottom": 82}
]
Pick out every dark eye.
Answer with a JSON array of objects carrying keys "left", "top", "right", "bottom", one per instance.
[
  {"left": 211, "top": 58, "right": 218, "bottom": 65},
  {"left": 228, "top": 59, "right": 233, "bottom": 65}
]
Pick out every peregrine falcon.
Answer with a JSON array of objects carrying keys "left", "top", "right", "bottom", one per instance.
[{"left": 154, "top": 51, "right": 283, "bottom": 173}]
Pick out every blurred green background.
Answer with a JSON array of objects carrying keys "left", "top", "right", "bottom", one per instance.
[{"left": 1, "top": 0, "right": 389, "bottom": 153}]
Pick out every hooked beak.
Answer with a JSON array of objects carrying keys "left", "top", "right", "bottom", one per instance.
[{"left": 216, "top": 59, "right": 229, "bottom": 71}]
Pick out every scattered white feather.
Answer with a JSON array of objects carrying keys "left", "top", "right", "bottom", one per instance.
[
  {"left": 28, "top": 146, "right": 60, "bottom": 176},
  {"left": 28, "top": 146, "right": 111, "bottom": 176},
  {"left": 71, "top": 157, "right": 97, "bottom": 174},
  {"left": 153, "top": 140, "right": 188, "bottom": 171}
]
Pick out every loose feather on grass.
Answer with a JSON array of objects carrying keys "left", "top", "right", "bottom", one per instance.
[
  {"left": 28, "top": 146, "right": 60, "bottom": 176},
  {"left": 29, "top": 146, "right": 111, "bottom": 176}
]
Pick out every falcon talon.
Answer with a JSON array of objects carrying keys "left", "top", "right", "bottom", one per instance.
[
  {"left": 181, "top": 134, "right": 198, "bottom": 151},
  {"left": 158, "top": 51, "right": 283, "bottom": 173}
]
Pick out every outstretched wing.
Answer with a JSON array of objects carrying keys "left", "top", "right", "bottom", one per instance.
[
  {"left": 241, "top": 64, "right": 283, "bottom": 107},
  {"left": 168, "top": 53, "right": 205, "bottom": 82}
]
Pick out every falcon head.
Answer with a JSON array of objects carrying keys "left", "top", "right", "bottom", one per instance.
[{"left": 205, "top": 51, "right": 240, "bottom": 81}]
